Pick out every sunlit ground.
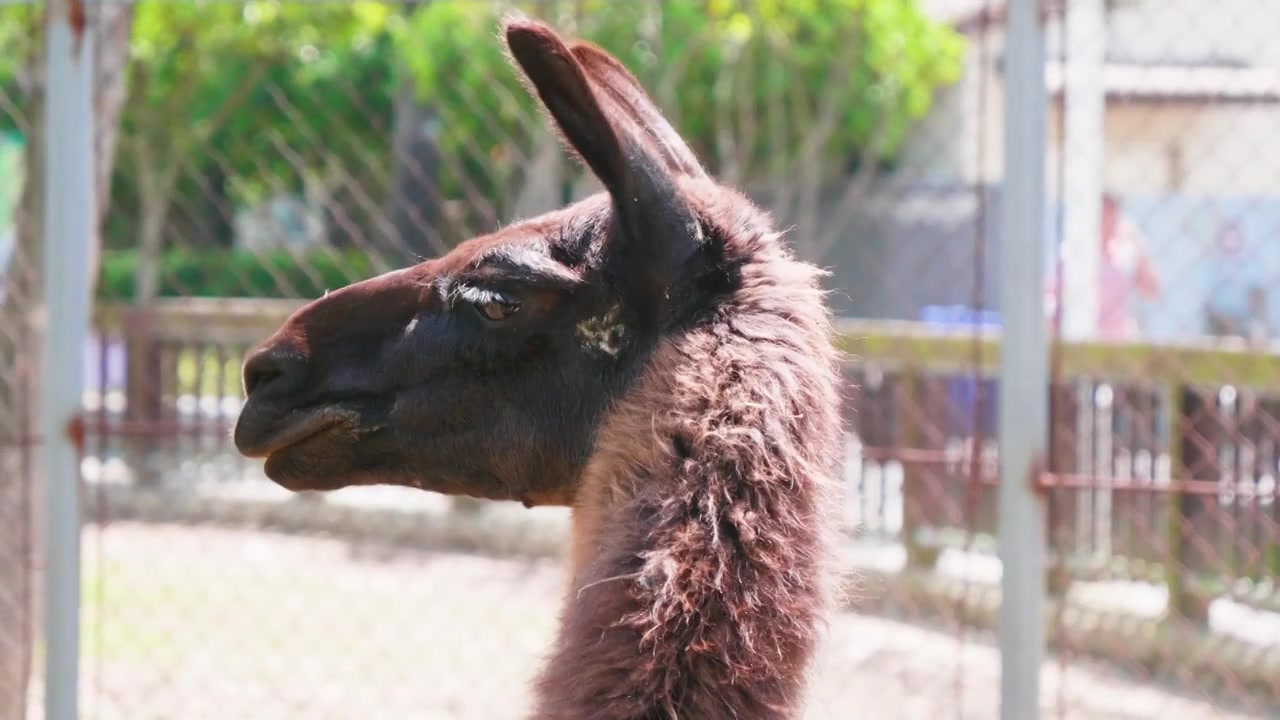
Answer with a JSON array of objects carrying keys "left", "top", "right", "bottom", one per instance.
[{"left": 20, "top": 523, "right": 1266, "bottom": 720}]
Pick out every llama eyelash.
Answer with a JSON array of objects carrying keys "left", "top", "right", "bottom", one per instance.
[
  {"left": 446, "top": 282, "right": 518, "bottom": 312},
  {"left": 451, "top": 283, "right": 500, "bottom": 306}
]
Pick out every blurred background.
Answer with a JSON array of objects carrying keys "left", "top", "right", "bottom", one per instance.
[{"left": 1, "top": 0, "right": 1279, "bottom": 717}]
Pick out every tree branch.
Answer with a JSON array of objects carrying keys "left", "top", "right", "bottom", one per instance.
[
  {"left": 734, "top": 34, "right": 759, "bottom": 181},
  {"left": 146, "top": 30, "right": 203, "bottom": 132},
  {"left": 767, "top": 23, "right": 865, "bottom": 247},
  {"left": 133, "top": 56, "right": 278, "bottom": 221},
  {"left": 187, "top": 59, "right": 277, "bottom": 152},
  {"left": 805, "top": 104, "right": 894, "bottom": 264},
  {"left": 711, "top": 43, "right": 741, "bottom": 184}
]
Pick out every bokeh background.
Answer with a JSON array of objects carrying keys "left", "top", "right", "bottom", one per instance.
[{"left": 2, "top": 0, "right": 1279, "bottom": 717}]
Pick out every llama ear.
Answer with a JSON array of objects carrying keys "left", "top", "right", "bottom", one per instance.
[
  {"left": 502, "top": 17, "right": 632, "bottom": 196},
  {"left": 567, "top": 41, "right": 706, "bottom": 180},
  {"left": 503, "top": 17, "right": 703, "bottom": 305}
]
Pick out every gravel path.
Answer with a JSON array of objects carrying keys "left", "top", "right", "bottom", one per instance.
[{"left": 31, "top": 523, "right": 1266, "bottom": 720}]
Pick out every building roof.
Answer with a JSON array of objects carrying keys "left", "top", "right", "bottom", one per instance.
[
  {"left": 945, "top": 0, "right": 1280, "bottom": 104},
  {"left": 943, "top": 0, "right": 1160, "bottom": 34},
  {"left": 943, "top": 0, "right": 1069, "bottom": 34},
  {"left": 1044, "top": 60, "right": 1280, "bottom": 103}
]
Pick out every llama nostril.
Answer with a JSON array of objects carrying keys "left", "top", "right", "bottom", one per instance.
[
  {"left": 244, "top": 364, "right": 281, "bottom": 396},
  {"left": 243, "top": 347, "right": 307, "bottom": 398}
]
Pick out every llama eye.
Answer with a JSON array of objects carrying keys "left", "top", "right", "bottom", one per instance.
[{"left": 475, "top": 298, "right": 521, "bottom": 322}]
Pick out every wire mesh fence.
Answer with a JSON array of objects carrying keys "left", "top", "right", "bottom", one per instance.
[
  {"left": 2, "top": 0, "right": 1279, "bottom": 718},
  {"left": 1041, "top": 0, "right": 1280, "bottom": 712},
  {"left": 1, "top": 6, "right": 39, "bottom": 716}
]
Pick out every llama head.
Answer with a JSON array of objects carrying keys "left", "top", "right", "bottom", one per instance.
[{"left": 232, "top": 17, "right": 741, "bottom": 501}]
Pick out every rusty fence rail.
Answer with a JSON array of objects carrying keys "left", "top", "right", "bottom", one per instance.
[
  {"left": 76, "top": 300, "right": 1280, "bottom": 715},
  {"left": 840, "top": 319, "right": 1280, "bottom": 621},
  {"left": 2, "top": 301, "right": 1270, "bottom": 717},
  {"left": 89, "top": 300, "right": 1280, "bottom": 632}
]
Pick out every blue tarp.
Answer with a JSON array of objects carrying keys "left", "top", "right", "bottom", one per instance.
[{"left": 919, "top": 305, "right": 999, "bottom": 437}]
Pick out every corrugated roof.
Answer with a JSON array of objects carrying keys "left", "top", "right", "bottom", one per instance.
[
  {"left": 950, "top": 0, "right": 1069, "bottom": 34},
  {"left": 947, "top": 0, "right": 1156, "bottom": 34},
  {"left": 1044, "top": 60, "right": 1280, "bottom": 103}
]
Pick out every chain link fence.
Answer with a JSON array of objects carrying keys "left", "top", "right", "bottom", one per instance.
[
  {"left": 2, "top": 0, "right": 1279, "bottom": 717},
  {"left": 1040, "top": 0, "right": 1280, "bottom": 711}
]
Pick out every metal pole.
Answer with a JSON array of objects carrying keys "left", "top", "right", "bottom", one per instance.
[
  {"left": 1060, "top": 0, "right": 1109, "bottom": 576},
  {"left": 999, "top": 0, "right": 1048, "bottom": 719},
  {"left": 1060, "top": 0, "right": 1106, "bottom": 342},
  {"left": 42, "top": 0, "right": 95, "bottom": 717}
]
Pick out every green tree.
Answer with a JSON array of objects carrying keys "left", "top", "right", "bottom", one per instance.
[
  {"left": 117, "top": 0, "right": 397, "bottom": 305},
  {"left": 394, "top": 1, "right": 539, "bottom": 237},
  {"left": 105, "top": 0, "right": 963, "bottom": 297},
  {"left": 393, "top": 0, "right": 965, "bottom": 258}
]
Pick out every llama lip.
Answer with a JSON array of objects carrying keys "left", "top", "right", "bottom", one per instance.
[{"left": 234, "top": 406, "right": 342, "bottom": 459}]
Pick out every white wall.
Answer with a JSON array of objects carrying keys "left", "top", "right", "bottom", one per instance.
[
  {"left": 1108, "top": 0, "right": 1280, "bottom": 69},
  {"left": 1100, "top": 104, "right": 1280, "bottom": 197},
  {"left": 898, "top": 1, "right": 1280, "bottom": 198}
]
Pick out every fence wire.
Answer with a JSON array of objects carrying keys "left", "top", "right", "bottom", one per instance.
[{"left": 1, "top": 0, "right": 1279, "bottom": 718}]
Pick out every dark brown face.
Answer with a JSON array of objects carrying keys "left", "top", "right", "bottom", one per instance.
[{"left": 232, "top": 17, "right": 726, "bottom": 503}]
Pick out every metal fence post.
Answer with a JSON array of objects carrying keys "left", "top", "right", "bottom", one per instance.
[
  {"left": 998, "top": 0, "right": 1049, "bottom": 718},
  {"left": 42, "top": 0, "right": 95, "bottom": 717},
  {"left": 1060, "top": 0, "right": 1106, "bottom": 341}
]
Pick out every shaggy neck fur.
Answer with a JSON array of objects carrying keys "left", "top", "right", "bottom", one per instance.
[{"left": 531, "top": 196, "right": 845, "bottom": 720}]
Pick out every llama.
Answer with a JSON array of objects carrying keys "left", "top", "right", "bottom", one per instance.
[{"left": 232, "top": 16, "right": 844, "bottom": 719}]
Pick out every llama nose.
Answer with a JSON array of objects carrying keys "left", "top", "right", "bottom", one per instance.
[{"left": 242, "top": 345, "right": 308, "bottom": 399}]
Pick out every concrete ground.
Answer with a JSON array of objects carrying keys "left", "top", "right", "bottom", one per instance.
[{"left": 25, "top": 522, "right": 1268, "bottom": 720}]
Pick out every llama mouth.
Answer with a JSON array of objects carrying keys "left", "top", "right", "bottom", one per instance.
[{"left": 234, "top": 405, "right": 350, "bottom": 459}]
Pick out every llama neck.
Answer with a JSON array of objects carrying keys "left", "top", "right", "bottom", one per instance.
[{"left": 531, "top": 324, "right": 842, "bottom": 720}]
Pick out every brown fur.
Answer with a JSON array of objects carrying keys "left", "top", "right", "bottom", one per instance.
[
  {"left": 232, "top": 17, "right": 845, "bottom": 719},
  {"left": 541, "top": 185, "right": 844, "bottom": 720}
]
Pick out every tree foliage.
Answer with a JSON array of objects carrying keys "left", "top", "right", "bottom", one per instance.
[
  {"left": 0, "top": 4, "right": 40, "bottom": 136},
  {"left": 113, "top": 0, "right": 397, "bottom": 223},
  {"left": 3, "top": 0, "right": 964, "bottom": 297},
  {"left": 97, "top": 246, "right": 378, "bottom": 302},
  {"left": 397, "top": 0, "right": 965, "bottom": 197}
]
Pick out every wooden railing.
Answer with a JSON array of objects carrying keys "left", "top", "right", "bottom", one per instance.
[
  {"left": 90, "top": 300, "right": 1280, "bottom": 620},
  {"left": 837, "top": 316, "right": 1280, "bottom": 619}
]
